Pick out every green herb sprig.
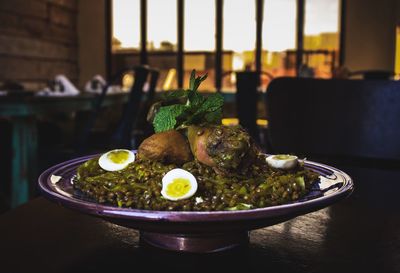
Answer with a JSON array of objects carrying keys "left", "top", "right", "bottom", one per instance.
[{"left": 152, "top": 70, "right": 224, "bottom": 133}]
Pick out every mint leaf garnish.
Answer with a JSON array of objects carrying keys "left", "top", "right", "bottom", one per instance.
[
  {"left": 185, "top": 92, "right": 224, "bottom": 125},
  {"left": 187, "top": 88, "right": 205, "bottom": 107},
  {"left": 204, "top": 109, "right": 223, "bottom": 124},
  {"left": 189, "top": 70, "right": 208, "bottom": 91},
  {"left": 197, "top": 92, "right": 224, "bottom": 113},
  {"left": 153, "top": 104, "right": 187, "bottom": 133},
  {"left": 162, "top": 89, "right": 189, "bottom": 101},
  {"left": 152, "top": 70, "right": 223, "bottom": 132}
]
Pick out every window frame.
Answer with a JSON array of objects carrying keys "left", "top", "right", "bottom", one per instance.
[{"left": 107, "top": 0, "right": 346, "bottom": 89}]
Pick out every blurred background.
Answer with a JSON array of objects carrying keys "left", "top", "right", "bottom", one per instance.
[
  {"left": 1, "top": 0, "right": 399, "bottom": 93},
  {"left": 1, "top": 0, "right": 400, "bottom": 211}
]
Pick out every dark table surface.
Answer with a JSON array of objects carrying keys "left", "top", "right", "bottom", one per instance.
[{"left": 1, "top": 164, "right": 399, "bottom": 273}]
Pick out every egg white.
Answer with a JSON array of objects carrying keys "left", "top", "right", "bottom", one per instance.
[
  {"left": 266, "top": 154, "right": 298, "bottom": 170},
  {"left": 161, "top": 168, "right": 198, "bottom": 201},
  {"left": 98, "top": 149, "right": 135, "bottom": 171}
]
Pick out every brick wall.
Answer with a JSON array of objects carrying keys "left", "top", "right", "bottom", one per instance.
[{"left": 0, "top": 0, "right": 78, "bottom": 91}]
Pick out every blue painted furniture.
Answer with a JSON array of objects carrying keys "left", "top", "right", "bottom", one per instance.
[{"left": 0, "top": 93, "right": 129, "bottom": 208}]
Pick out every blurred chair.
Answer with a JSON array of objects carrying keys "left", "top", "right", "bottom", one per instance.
[
  {"left": 265, "top": 77, "right": 400, "bottom": 166},
  {"left": 236, "top": 71, "right": 260, "bottom": 143},
  {"left": 36, "top": 66, "right": 151, "bottom": 191},
  {"left": 130, "top": 68, "right": 160, "bottom": 148},
  {"left": 44, "top": 65, "right": 151, "bottom": 159},
  {"left": 74, "top": 69, "right": 128, "bottom": 154},
  {"left": 332, "top": 66, "right": 351, "bottom": 79},
  {"left": 96, "top": 65, "right": 150, "bottom": 150},
  {"left": 348, "top": 70, "right": 395, "bottom": 80},
  {"left": 298, "top": 64, "right": 315, "bottom": 78},
  {"left": 147, "top": 68, "right": 160, "bottom": 102}
]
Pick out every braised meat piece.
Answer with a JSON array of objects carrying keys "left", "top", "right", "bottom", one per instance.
[
  {"left": 188, "top": 125, "right": 260, "bottom": 174},
  {"left": 137, "top": 130, "right": 192, "bottom": 164}
]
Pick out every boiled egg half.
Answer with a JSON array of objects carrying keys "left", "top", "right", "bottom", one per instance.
[
  {"left": 161, "top": 168, "right": 198, "bottom": 201},
  {"left": 266, "top": 154, "right": 298, "bottom": 170},
  {"left": 98, "top": 149, "right": 135, "bottom": 171}
]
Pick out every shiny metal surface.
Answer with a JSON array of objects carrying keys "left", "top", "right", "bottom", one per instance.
[
  {"left": 140, "top": 231, "right": 249, "bottom": 253},
  {"left": 37, "top": 153, "right": 353, "bottom": 252},
  {"left": 2, "top": 162, "right": 400, "bottom": 273}
]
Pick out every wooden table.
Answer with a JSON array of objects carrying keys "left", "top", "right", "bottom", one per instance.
[
  {"left": 0, "top": 164, "right": 399, "bottom": 273},
  {"left": 0, "top": 93, "right": 128, "bottom": 208}
]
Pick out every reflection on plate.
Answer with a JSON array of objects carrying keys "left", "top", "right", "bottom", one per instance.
[{"left": 38, "top": 153, "right": 353, "bottom": 253}]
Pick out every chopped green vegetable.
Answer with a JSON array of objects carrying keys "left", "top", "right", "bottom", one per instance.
[
  {"left": 239, "top": 186, "right": 248, "bottom": 195},
  {"left": 296, "top": 176, "right": 305, "bottom": 191},
  {"left": 226, "top": 203, "right": 253, "bottom": 211},
  {"left": 152, "top": 70, "right": 224, "bottom": 133},
  {"left": 74, "top": 157, "right": 319, "bottom": 211}
]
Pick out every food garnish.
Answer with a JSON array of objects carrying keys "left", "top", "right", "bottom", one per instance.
[
  {"left": 266, "top": 154, "right": 298, "bottom": 170},
  {"left": 73, "top": 71, "right": 319, "bottom": 211},
  {"left": 98, "top": 149, "right": 135, "bottom": 171},
  {"left": 161, "top": 168, "right": 198, "bottom": 201},
  {"left": 151, "top": 70, "right": 224, "bottom": 133},
  {"left": 50, "top": 175, "right": 62, "bottom": 184}
]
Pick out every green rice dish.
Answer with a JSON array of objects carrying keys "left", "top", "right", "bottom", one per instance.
[
  {"left": 73, "top": 155, "right": 319, "bottom": 211},
  {"left": 73, "top": 71, "right": 319, "bottom": 211}
]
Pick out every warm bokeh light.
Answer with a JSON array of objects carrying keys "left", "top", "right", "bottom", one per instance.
[
  {"left": 304, "top": 0, "right": 339, "bottom": 35},
  {"left": 112, "top": 0, "right": 340, "bottom": 89},
  {"left": 113, "top": 0, "right": 339, "bottom": 53},
  {"left": 112, "top": 0, "right": 140, "bottom": 49},
  {"left": 263, "top": 0, "right": 296, "bottom": 52},
  {"left": 163, "top": 68, "right": 176, "bottom": 90},
  {"left": 222, "top": 118, "right": 268, "bottom": 127},
  {"left": 122, "top": 72, "right": 134, "bottom": 91},
  {"left": 148, "top": 0, "right": 177, "bottom": 49},
  {"left": 223, "top": 0, "right": 256, "bottom": 52},
  {"left": 396, "top": 26, "right": 400, "bottom": 75},
  {"left": 303, "top": 0, "right": 340, "bottom": 78},
  {"left": 184, "top": 0, "right": 215, "bottom": 51}
]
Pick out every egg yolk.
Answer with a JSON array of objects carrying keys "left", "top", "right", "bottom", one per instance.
[
  {"left": 166, "top": 178, "right": 191, "bottom": 198},
  {"left": 274, "top": 154, "right": 295, "bottom": 160},
  {"left": 107, "top": 150, "right": 130, "bottom": 164}
]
